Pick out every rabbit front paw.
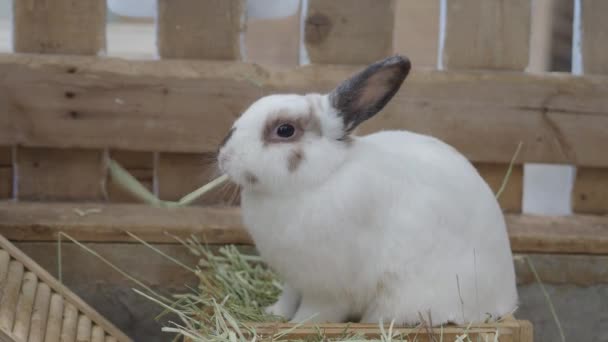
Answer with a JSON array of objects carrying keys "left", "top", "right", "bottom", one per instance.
[{"left": 264, "top": 283, "right": 300, "bottom": 320}]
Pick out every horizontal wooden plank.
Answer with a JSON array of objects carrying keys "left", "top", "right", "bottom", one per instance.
[
  {"left": 0, "top": 202, "right": 248, "bottom": 245},
  {"left": 0, "top": 55, "right": 607, "bottom": 165},
  {"left": 507, "top": 214, "right": 608, "bottom": 255},
  {"left": 1, "top": 202, "right": 607, "bottom": 255}
]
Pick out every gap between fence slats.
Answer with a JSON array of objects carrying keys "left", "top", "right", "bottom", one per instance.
[{"left": 105, "top": 151, "right": 154, "bottom": 203}]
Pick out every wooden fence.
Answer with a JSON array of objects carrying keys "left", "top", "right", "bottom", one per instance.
[{"left": 0, "top": 0, "right": 607, "bottom": 256}]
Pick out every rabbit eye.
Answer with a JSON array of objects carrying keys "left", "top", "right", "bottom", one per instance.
[{"left": 276, "top": 124, "right": 295, "bottom": 138}]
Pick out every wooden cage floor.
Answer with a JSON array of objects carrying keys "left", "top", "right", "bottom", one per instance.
[{"left": 0, "top": 235, "right": 132, "bottom": 342}]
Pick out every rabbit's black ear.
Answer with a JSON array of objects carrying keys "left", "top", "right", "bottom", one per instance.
[{"left": 329, "top": 55, "right": 410, "bottom": 134}]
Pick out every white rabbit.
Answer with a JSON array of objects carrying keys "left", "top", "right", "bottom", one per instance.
[{"left": 217, "top": 55, "right": 518, "bottom": 326}]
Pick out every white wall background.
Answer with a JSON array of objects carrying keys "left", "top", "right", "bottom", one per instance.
[{"left": 0, "top": 0, "right": 577, "bottom": 215}]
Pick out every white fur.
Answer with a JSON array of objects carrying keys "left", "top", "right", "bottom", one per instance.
[{"left": 219, "top": 92, "right": 518, "bottom": 326}]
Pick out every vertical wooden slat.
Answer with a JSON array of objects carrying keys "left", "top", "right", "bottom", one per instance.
[
  {"left": 443, "top": 0, "right": 531, "bottom": 70},
  {"left": 0, "top": 147, "right": 11, "bottom": 199},
  {"left": 156, "top": 0, "right": 246, "bottom": 206},
  {"left": 157, "top": 0, "right": 246, "bottom": 60},
  {"left": 442, "top": 0, "right": 530, "bottom": 212},
  {"left": 572, "top": 1, "right": 608, "bottom": 214},
  {"left": 13, "top": 271, "right": 38, "bottom": 341},
  {"left": 580, "top": 0, "right": 608, "bottom": 74},
  {"left": 12, "top": 0, "right": 107, "bottom": 203},
  {"left": 0, "top": 250, "right": 10, "bottom": 298},
  {"left": 17, "top": 148, "right": 104, "bottom": 201},
  {"left": 246, "top": 10, "right": 301, "bottom": 67},
  {"left": 60, "top": 303, "right": 78, "bottom": 342},
  {"left": 28, "top": 283, "right": 51, "bottom": 342},
  {"left": 304, "top": 0, "right": 396, "bottom": 64},
  {"left": 476, "top": 163, "right": 524, "bottom": 213},
  {"left": 13, "top": 0, "right": 106, "bottom": 55},
  {"left": 76, "top": 315, "right": 92, "bottom": 342},
  {"left": 91, "top": 326, "right": 104, "bottom": 342},
  {"left": 106, "top": 151, "right": 154, "bottom": 203},
  {"left": 393, "top": 0, "right": 440, "bottom": 68},
  {"left": 0, "top": 260, "right": 24, "bottom": 331},
  {"left": 44, "top": 294, "right": 64, "bottom": 342}
]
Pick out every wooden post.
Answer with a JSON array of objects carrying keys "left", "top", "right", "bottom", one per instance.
[
  {"left": 443, "top": 0, "right": 531, "bottom": 70},
  {"left": 12, "top": 0, "right": 108, "bottom": 202},
  {"left": 156, "top": 0, "right": 247, "bottom": 206},
  {"left": 13, "top": 0, "right": 106, "bottom": 55},
  {"left": 572, "top": 1, "right": 608, "bottom": 214},
  {"left": 441, "top": 0, "right": 531, "bottom": 212},
  {"left": 580, "top": 0, "right": 608, "bottom": 74},
  {"left": 304, "top": 0, "right": 396, "bottom": 64},
  {"left": 157, "top": 0, "right": 245, "bottom": 60},
  {"left": 393, "top": 0, "right": 440, "bottom": 68}
]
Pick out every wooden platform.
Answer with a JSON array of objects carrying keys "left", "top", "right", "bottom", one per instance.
[
  {"left": 0, "top": 234, "right": 132, "bottom": 342},
  {"left": 211, "top": 317, "right": 533, "bottom": 342}
]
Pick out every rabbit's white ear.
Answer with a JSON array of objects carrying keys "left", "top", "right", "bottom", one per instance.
[{"left": 329, "top": 55, "right": 410, "bottom": 134}]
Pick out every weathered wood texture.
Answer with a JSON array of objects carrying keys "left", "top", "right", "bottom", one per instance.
[
  {"left": 573, "top": 167, "right": 608, "bottom": 214},
  {"left": 581, "top": 0, "right": 608, "bottom": 75},
  {"left": 443, "top": 0, "right": 531, "bottom": 70},
  {"left": 157, "top": 0, "right": 245, "bottom": 205},
  {"left": 13, "top": 0, "right": 106, "bottom": 55},
  {"left": 0, "top": 147, "right": 11, "bottom": 199},
  {"left": 157, "top": 152, "right": 239, "bottom": 206},
  {"left": 1, "top": 202, "right": 607, "bottom": 255},
  {"left": 247, "top": 319, "right": 532, "bottom": 342},
  {"left": 476, "top": 163, "right": 523, "bottom": 213},
  {"left": 246, "top": 13, "right": 300, "bottom": 67},
  {"left": 16, "top": 148, "right": 104, "bottom": 201},
  {"left": 393, "top": 0, "right": 440, "bottom": 68},
  {"left": 572, "top": 1, "right": 608, "bottom": 214},
  {"left": 0, "top": 235, "right": 132, "bottom": 342},
  {"left": 305, "top": 0, "right": 395, "bottom": 64},
  {"left": 1, "top": 55, "right": 607, "bottom": 166},
  {"left": 105, "top": 151, "right": 154, "bottom": 203},
  {"left": 157, "top": 0, "right": 245, "bottom": 60},
  {"left": 12, "top": 1, "right": 107, "bottom": 203}
]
